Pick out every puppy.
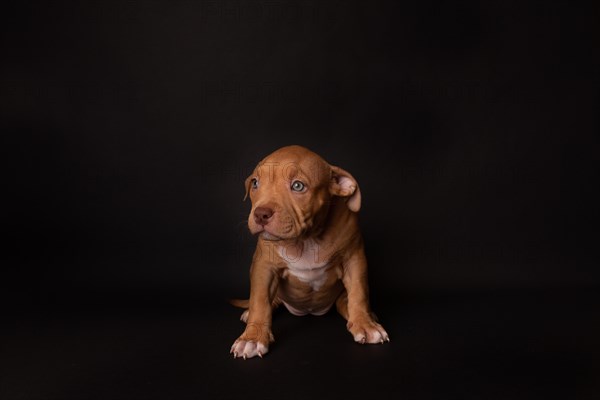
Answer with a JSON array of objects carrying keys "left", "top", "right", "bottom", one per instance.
[{"left": 231, "top": 145, "right": 389, "bottom": 359}]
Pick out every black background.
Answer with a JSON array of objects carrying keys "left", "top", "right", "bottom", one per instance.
[{"left": 2, "top": 1, "right": 599, "bottom": 399}]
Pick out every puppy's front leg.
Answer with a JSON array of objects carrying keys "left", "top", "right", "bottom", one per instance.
[
  {"left": 231, "top": 257, "right": 278, "bottom": 359},
  {"left": 341, "top": 249, "right": 390, "bottom": 344}
]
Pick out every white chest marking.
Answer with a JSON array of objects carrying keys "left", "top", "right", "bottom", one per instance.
[{"left": 277, "top": 240, "right": 329, "bottom": 291}]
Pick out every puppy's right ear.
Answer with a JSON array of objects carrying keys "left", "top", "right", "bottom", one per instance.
[{"left": 243, "top": 175, "right": 252, "bottom": 201}]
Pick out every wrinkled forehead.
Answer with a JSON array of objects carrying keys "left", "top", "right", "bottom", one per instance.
[{"left": 254, "top": 154, "right": 329, "bottom": 185}]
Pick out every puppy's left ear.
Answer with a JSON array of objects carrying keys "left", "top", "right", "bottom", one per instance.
[{"left": 329, "top": 165, "right": 361, "bottom": 212}]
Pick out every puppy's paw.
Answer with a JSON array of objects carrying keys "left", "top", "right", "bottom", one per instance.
[
  {"left": 230, "top": 339, "right": 269, "bottom": 359},
  {"left": 230, "top": 322, "right": 274, "bottom": 359},
  {"left": 347, "top": 318, "right": 390, "bottom": 344}
]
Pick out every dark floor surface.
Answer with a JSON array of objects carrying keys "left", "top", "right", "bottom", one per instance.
[{"left": 2, "top": 288, "right": 599, "bottom": 400}]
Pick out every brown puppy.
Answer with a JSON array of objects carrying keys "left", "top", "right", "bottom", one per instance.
[{"left": 230, "top": 145, "right": 389, "bottom": 359}]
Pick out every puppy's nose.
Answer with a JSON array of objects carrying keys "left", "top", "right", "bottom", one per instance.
[{"left": 254, "top": 207, "right": 274, "bottom": 226}]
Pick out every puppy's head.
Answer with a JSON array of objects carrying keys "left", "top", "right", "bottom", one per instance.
[{"left": 245, "top": 145, "right": 361, "bottom": 241}]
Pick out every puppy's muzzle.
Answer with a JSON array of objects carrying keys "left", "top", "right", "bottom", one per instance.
[{"left": 254, "top": 207, "right": 274, "bottom": 226}]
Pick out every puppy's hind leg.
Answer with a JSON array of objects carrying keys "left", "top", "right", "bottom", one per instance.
[
  {"left": 229, "top": 299, "right": 251, "bottom": 323},
  {"left": 240, "top": 309, "right": 250, "bottom": 323}
]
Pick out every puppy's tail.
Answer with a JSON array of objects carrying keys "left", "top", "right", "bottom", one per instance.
[{"left": 229, "top": 298, "right": 249, "bottom": 309}]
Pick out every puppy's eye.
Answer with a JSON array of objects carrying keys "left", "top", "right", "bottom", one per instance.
[
  {"left": 291, "top": 180, "right": 305, "bottom": 192},
  {"left": 251, "top": 178, "right": 259, "bottom": 189}
]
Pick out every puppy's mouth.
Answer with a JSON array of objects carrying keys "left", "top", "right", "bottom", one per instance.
[
  {"left": 248, "top": 211, "right": 301, "bottom": 241},
  {"left": 251, "top": 225, "right": 296, "bottom": 241},
  {"left": 259, "top": 231, "right": 283, "bottom": 241}
]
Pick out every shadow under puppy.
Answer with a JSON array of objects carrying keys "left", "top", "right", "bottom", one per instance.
[{"left": 231, "top": 145, "right": 389, "bottom": 359}]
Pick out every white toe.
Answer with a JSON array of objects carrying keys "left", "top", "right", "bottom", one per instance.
[
  {"left": 240, "top": 310, "right": 249, "bottom": 323},
  {"left": 231, "top": 340, "right": 268, "bottom": 359},
  {"left": 354, "top": 332, "right": 366, "bottom": 344},
  {"left": 367, "top": 329, "right": 383, "bottom": 344}
]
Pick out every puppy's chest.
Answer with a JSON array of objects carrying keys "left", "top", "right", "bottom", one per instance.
[{"left": 276, "top": 240, "right": 341, "bottom": 291}]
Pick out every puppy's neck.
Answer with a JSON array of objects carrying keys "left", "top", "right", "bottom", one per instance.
[{"left": 302, "top": 197, "right": 360, "bottom": 244}]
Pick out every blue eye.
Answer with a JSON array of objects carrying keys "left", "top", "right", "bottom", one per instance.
[
  {"left": 251, "top": 178, "right": 259, "bottom": 189},
  {"left": 291, "top": 181, "right": 305, "bottom": 192}
]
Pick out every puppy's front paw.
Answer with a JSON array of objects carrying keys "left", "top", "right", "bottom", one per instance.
[
  {"left": 230, "top": 322, "right": 274, "bottom": 359},
  {"left": 230, "top": 339, "right": 269, "bottom": 359},
  {"left": 347, "top": 318, "right": 390, "bottom": 344}
]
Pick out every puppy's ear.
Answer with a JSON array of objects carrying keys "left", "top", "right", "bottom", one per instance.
[
  {"left": 243, "top": 175, "right": 252, "bottom": 201},
  {"left": 329, "top": 165, "right": 361, "bottom": 212}
]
